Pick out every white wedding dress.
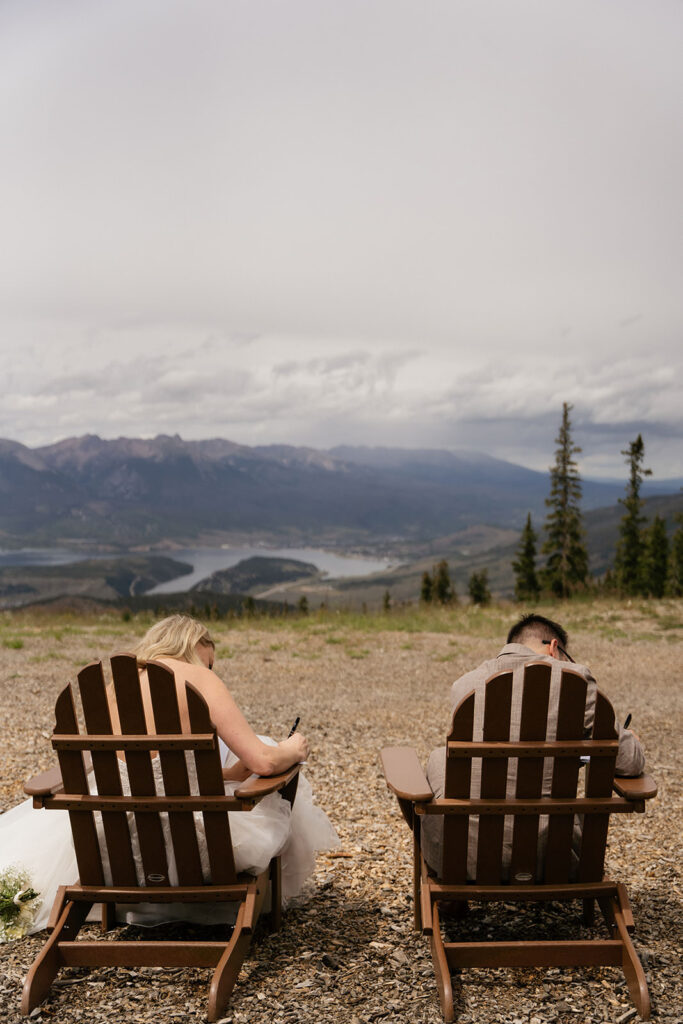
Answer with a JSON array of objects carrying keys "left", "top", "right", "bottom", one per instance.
[{"left": 0, "top": 737, "right": 339, "bottom": 934}]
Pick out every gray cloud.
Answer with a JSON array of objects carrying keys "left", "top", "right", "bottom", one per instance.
[{"left": 0, "top": 1, "right": 681, "bottom": 478}]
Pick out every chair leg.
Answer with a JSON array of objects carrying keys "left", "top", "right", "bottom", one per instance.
[
  {"left": 101, "top": 902, "right": 117, "bottom": 932},
  {"left": 269, "top": 856, "right": 282, "bottom": 933},
  {"left": 612, "top": 893, "right": 651, "bottom": 1020},
  {"left": 582, "top": 898, "right": 595, "bottom": 926},
  {"left": 207, "top": 903, "right": 252, "bottom": 1023},
  {"left": 46, "top": 886, "right": 67, "bottom": 933},
  {"left": 21, "top": 900, "right": 92, "bottom": 1016},
  {"left": 430, "top": 902, "right": 454, "bottom": 1023},
  {"left": 413, "top": 825, "right": 422, "bottom": 931}
]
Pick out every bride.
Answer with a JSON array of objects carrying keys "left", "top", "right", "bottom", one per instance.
[{"left": 0, "top": 615, "right": 339, "bottom": 934}]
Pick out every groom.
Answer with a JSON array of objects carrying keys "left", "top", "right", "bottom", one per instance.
[{"left": 421, "top": 612, "right": 646, "bottom": 875}]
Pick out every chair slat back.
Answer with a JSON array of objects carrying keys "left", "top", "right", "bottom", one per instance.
[
  {"left": 52, "top": 654, "right": 238, "bottom": 891},
  {"left": 187, "top": 683, "right": 237, "bottom": 883},
  {"left": 509, "top": 663, "right": 551, "bottom": 884},
  {"left": 476, "top": 672, "right": 513, "bottom": 883},
  {"left": 578, "top": 690, "right": 618, "bottom": 882},
  {"left": 110, "top": 654, "right": 170, "bottom": 885},
  {"left": 443, "top": 662, "right": 619, "bottom": 887},
  {"left": 54, "top": 682, "right": 105, "bottom": 886},
  {"left": 442, "top": 692, "right": 474, "bottom": 883},
  {"left": 78, "top": 662, "right": 138, "bottom": 886},
  {"left": 544, "top": 670, "right": 587, "bottom": 883},
  {"left": 147, "top": 663, "right": 205, "bottom": 886}
]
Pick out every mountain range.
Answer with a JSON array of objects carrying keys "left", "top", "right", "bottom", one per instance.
[{"left": 0, "top": 434, "right": 680, "bottom": 551}]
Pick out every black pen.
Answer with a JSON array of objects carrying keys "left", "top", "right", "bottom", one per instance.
[
  {"left": 623, "top": 713, "right": 632, "bottom": 729},
  {"left": 288, "top": 716, "right": 301, "bottom": 737}
]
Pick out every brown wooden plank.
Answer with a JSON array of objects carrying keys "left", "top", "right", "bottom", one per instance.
[
  {"left": 235, "top": 765, "right": 301, "bottom": 800},
  {"left": 59, "top": 941, "right": 226, "bottom": 968},
  {"left": 380, "top": 747, "right": 434, "bottom": 801},
  {"left": 64, "top": 883, "right": 248, "bottom": 903},
  {"left": 53, "top": 682, "right": 104, "bottom": 886},
  {"left": 476, "top": 672, "right": 512, "bottom": 883},
  {"left": 510, "top": 663, "right": 551, "bottom": 884},
  {"left": 52, "top": 734, "right": 216, "bottom": 750},
  {"left": 612, "top": 775, "right": 657, "bottom": 800},
  {"left": 544, "top": 669, "right": 587, "bottom": 884},
  {"left": 443, "top": 939, "right": 622, "bottom": 969},
  {"left": 579, "top": 689, "right": 618, "bottom": 882},
  {"left": 428, "top": 879, "right": 617, "bottom": 901},
  {"left": 147, "top": 662, "right": 204, "bottom": 886},
  {"left": 78, "top": 662, "right": 138, "bottom": 887},
  {"left": 447, "top": 740, "right": 618, "bottom": 758},
  {"left": 42, "top": 794, "right": 247, "bottom": 812},
  {"left": 186, "top": 683, "right": 237, "bottom": 884},
  {"left": 111, "top": 654, "right": 169, "bottom": 886},
  {"left": 442, "top": 691, "right": 475, "bottom": 883}
]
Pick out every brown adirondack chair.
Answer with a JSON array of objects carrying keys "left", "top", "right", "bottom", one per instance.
[
  {"left": 21, "top": 654, "right": 299, "bottom": 1021},
  {"left": 381, "top": 661, "right": 657, "bottom": 1021}
]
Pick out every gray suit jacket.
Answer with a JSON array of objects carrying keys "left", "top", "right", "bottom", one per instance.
[{"left": 422, "top": 644, "right": 646, "bottom": 877}]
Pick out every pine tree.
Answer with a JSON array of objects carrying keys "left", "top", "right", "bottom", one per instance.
[
  {"left": 432, "top": 560, "right": 456, "bottom": 605},
  {"left": 614, "top": 434, "right": 652, "bottom": 595},
  {"left": 542, "top": 403, "right": 588, "bottom": 597},
  {"left": 642, "top": 515, "right": 669, "bottom": 597},
  {"left": 667, "top": 514, "right": 683, "bottom": 597},
  {"left": 512, "top": 513, "right": 540, "bottom": 602},
  {"left": 420, "top": 570, "right": 433, "bottom": 604},
  {"left": 468, "top": 569, "right": 491, "bottom": 605},
  {"left": 382, "top": 589, "right": 392, "bottom": 612}
]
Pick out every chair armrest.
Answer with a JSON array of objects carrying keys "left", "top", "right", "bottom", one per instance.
[
  {"left": 613, "top": 774, "right": 657, "bottom": 800},
  {"left": 234, "top": 764, "right": 300, "bottom": 800},
  {"left": 23, "top": 765, "right": 64, "bottom": 797},
  {"left": 381, "top": 746, "right": 434, "bottom": 802}
]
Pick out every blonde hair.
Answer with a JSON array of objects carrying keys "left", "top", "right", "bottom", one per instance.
[{"left": 134, "top": 615, "right": 215, "bottom": 667}]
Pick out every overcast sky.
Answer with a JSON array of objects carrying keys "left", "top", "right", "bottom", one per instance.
[{"left": 1, "top": 0, "right": 681, "bottom": 478}]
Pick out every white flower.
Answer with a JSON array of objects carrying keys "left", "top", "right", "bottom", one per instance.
[{"left": 0, "top": 866, "right": 41, "bottom": 942}]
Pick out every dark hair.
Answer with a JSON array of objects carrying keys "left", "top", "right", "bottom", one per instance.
[{"left": 507, "top": 613, "right": 568, "bottom": 648}]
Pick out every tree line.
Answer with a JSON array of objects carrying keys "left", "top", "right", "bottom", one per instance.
[{"left": 512, "top": 403, "right": 683, "bottom": 601}]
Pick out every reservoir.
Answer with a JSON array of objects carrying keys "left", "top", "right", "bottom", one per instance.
[
  {"left": 147, "top": 546, "right": 392, "bottom": 593},
  {"left": 0, "top": 546, "right": 392, "bottom": 593}
]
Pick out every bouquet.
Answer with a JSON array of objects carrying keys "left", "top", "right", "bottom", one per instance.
[{"left": 0, "top": 866, "right": 41, "bottom": 941}]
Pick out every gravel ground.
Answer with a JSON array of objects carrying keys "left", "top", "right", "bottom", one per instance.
[{"left": 0, "top": 608, "right": 681, "bottom": 1023}]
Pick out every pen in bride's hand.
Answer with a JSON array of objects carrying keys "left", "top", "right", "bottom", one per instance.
[{"left": 288, "top": 716, "right": 300, "bottom": 737}]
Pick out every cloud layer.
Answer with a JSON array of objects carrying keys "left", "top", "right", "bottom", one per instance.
[{"left": 0, "top": 1, "right": 681, "bottom": 477}]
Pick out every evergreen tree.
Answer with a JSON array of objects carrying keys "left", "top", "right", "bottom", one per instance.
[
  {"left": 667, "top": 514, "right": 683, "bottom": 597},
  {"left": 614, "top": 434, "right": 652, "bottom": 595},
  {"left": 382, "top": 589, "right": 392, "bottom": 612},
  {"left": 642, "top": 515, "right": 669, "bottom": 597},
  {"left": 297, "top": 595, "right": 309, "bottom": 615},
  {"left": 432, "top": 560, "right": 456, "bottom": 605},
  {"left": 420, "top": 570, "right": 433, "bottom": 604},
  {"left": 512, "top": 513, "right": 540, "bottom": 602},
  {"left": 542, "top": 403, "right": 589, "bottom": 597},
  {"left": 468, "top": 569, "right": 491, "bottom": 605}
]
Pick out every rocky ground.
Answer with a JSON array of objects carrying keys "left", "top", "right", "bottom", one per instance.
[{"left": 0, "top": 602, "right": 681, "bottom": 1023}]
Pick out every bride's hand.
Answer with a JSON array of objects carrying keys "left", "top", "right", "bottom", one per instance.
[{"left": 284, "top": 732, "right": 309, "bottom": 764}]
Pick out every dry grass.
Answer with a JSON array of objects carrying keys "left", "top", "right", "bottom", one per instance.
[{"left": 0, "top": 599, "right": 681, "bottom": 1023}]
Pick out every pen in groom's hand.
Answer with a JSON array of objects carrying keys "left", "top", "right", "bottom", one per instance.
[{"left": 288, "top": 716, "right": 300, "bottom": 737}]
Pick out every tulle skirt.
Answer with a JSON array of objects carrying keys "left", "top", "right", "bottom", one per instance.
[{"left": 0, "top": 741, "right": 339, "bottom": 934}]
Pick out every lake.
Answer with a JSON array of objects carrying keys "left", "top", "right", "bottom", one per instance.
[
  {"left": 147, "top": 546, "right": 392, "bottom": 593},
  {"left": 0, "top": 545, "right": 392, "bottom": 593}
]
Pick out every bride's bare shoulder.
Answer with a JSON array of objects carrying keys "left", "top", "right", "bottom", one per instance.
[{"left": 152, "top": 656, "right": 221, "bottom": 685}]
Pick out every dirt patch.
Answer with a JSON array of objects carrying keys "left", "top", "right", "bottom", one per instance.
[{"left": 1, "top": 605, "right": 681, "bottom": 1023}]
